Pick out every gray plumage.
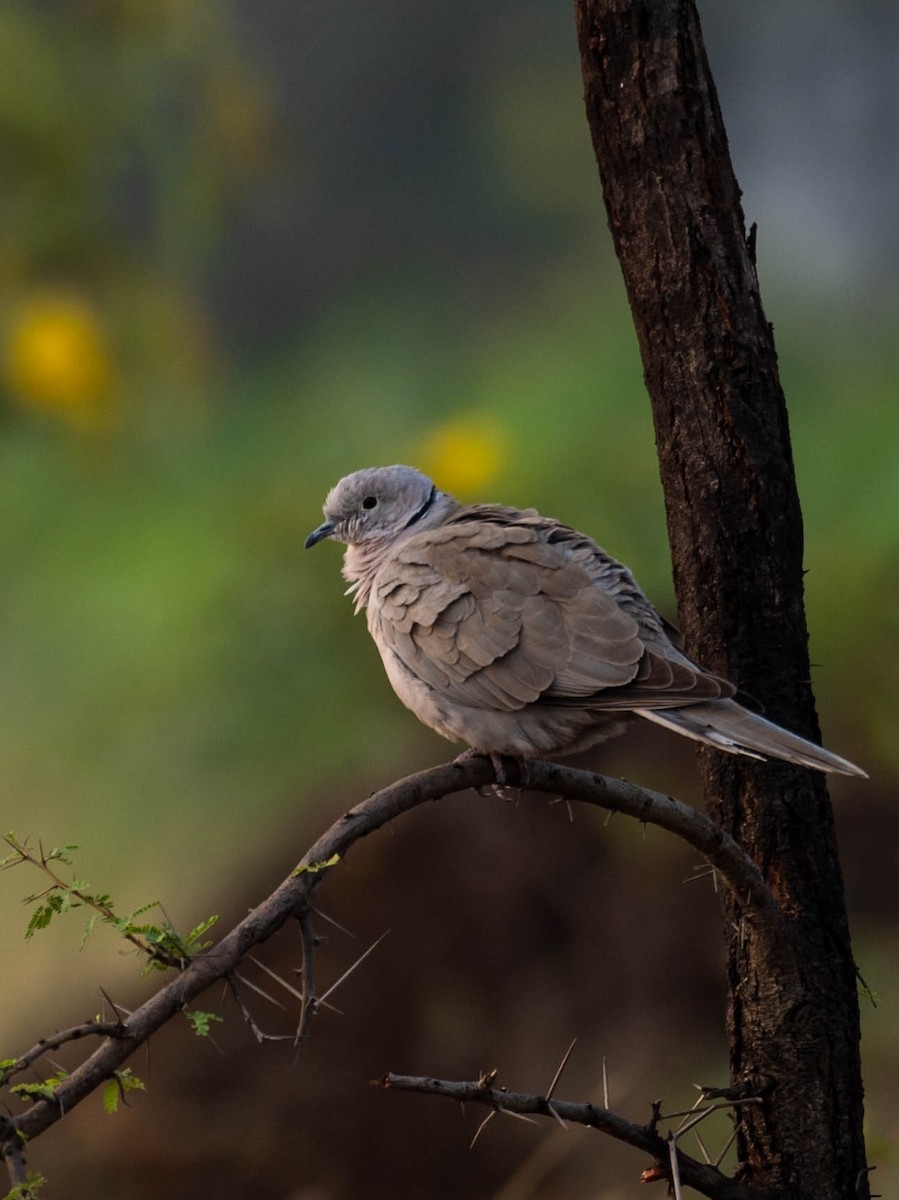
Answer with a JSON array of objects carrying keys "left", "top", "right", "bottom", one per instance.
[{"left": 305, "top": 465, "right": 866, "bottom": 778}]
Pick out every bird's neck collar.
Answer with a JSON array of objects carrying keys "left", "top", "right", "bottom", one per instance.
[{"left": 401, "top": 483, "right": 437, "bottom": 532}]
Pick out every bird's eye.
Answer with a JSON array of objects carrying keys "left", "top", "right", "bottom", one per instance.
[{"left": 362, "top": 496, "right": 378, "bottom": 510}]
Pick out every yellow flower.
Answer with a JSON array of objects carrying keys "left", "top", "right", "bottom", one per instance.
[
  {"left": 4, "top": 290, "right": 116, "bottom": 427},
  {"left": 414, "top": 415, "right": 505, "bottom": 498}
]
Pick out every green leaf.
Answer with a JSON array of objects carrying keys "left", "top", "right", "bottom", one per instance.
[
  {"left": 0, "top": 1057, "right": 20, "bottom": 1085},
  {"left": 24, "top": 895, "right": 65, "bottom": 940},
  {"left": 186, "top": 914, "right": 218, "bottom": 946},
  {"left": 102, "top": 1069, "right": 146, "bottom": 1114},
  {"left": 2, "top": 1168, "right": 46, "bottom": 1199},
  {"left": 101, "top": 1078, "right": 120, "bottom": 1114},
  {"left": 80, "top": 913, "right": 99, "bottom": 949},
  {"left": 858, "top": 981, "right": 879, "bottom": 1007},
  {"left": 2, "top": 833, "right": 27, "bottom": 867},
  {"left": 292, "top": 853, "right": 340, "bottom": 876},
  {"left": 44, "top": 846, "right": 78, "bottom": 864},
  {"left": 136, "top": 924, "right": 168, "bottom": 944},
  {"left": 11, "top": 1069, "right": 68, "bottom": 1101},
  {"left": 185, "top": 1009, "right": 224, "bottom": 1037}
]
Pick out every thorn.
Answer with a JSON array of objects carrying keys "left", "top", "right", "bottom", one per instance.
[
  {"left": 682, "top": 864, "right": 716, "bottom": 885},
  {"left": 546, "top": 1101, "right": 569, "bottom": 1130},
  {"left": 317, "top": 929, "right": 391, "bottom": 1007},
  {"left": 470, "top": 1110, "right": 496, "bottom": 1149},
  {"left": 498, "top": 1108, "right": 538, "bottom": 1126},
  {"left": 98, "top": 987, "right": 131, "bottom": 1020},
  {"left": 694, "top": 1129, "right": 712, "bottom": 1164},
  {"left": 545, "top": 1038, "right": 577, "bottom": 1101},
  {"left": 311, "top": 907, "right": 356, "bottom": 939},
  {"left": 239, "top": 962, "right": 294, "bottom": 1007},
  {"left": 242, "top": 956, "right": 337, "bottom": 1013},
  {"left": 668, "top": 1134, "right": 685, "bottom": 1200},
  {"left": 713, "top": 1125, "right": 738, "bottom": 1169}
]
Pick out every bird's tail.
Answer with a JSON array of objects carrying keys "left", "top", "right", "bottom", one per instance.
[{"left": 639, "top": 699, "right": 867, "bottom": 778}]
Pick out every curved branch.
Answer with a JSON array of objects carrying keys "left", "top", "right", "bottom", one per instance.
[
  {"left": 521, "top": 760, "right": 784, "bottom": 928},
  {"left": 375, "top": 1072, "right": 773, "bottom": 1200},
  {"left": 8, "top": 756, "right": 786, "bottom": 1153}
]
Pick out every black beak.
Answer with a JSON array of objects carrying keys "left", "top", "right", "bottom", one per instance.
[{"left": 304, "top": 520, "right": 336, "bottom": 549}]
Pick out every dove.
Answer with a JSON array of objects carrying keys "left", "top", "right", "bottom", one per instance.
[{"left": 305, "top": 465, "right": 866, "bottom": 778}]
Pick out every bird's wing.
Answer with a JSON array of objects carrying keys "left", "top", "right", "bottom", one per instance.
[{"left": 369, "top": 515, "right": 732, "bottom": 712}]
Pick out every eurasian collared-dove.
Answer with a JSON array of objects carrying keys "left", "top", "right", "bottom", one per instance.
[{"left": 305, "top": 465, "right": 865, "bottom": 777}]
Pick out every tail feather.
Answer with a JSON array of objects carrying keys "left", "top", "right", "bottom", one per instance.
[{"left": 639, "top": 699, "right": 867, "bottom": 778}]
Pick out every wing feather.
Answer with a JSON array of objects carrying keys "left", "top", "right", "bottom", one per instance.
[{"left": 369, "top": 515, "right": 732, "bottom": 714}]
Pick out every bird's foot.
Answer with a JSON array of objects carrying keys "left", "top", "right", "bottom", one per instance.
[
  {"left": 453, "top": 750, "right": 528, "bottom": 798},
  {"left": 490, "top": 753, "right": 529, "bottom": 788}
]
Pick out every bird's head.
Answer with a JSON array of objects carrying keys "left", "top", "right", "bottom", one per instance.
[{"left": 305, "top": 465, "right": 439, "bottom": 549}]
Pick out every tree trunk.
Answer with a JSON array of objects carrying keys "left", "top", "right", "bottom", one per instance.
[{"left": 574, "top": 2, "right": 868, "bottom": 1197}]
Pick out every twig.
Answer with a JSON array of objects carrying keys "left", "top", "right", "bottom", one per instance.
[
  {"left": 374, "top": 1072, "right": 769, "bottom": 1200},
  {"left": 662, "top": 1092, "right": 762, "bottom": 1183},
  {"left": 295, "top": 911, "right": 319, "bottom": 1045},
  {"left": 224, "top": 975, "right": 294, "bottom": 1045},
  {"left": 0, "top": 1021, "right": 126, "bottom": 1083},
  {"left": 0, "top": 1121, "right": 28, "bottom": 1187},
  {"left": 3, "top": 836, "right": 181, "bottom": 969}
]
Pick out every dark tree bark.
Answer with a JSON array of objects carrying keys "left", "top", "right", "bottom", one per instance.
[{"left": 574, "top": 3, "right": 868, "bottom": 1198}]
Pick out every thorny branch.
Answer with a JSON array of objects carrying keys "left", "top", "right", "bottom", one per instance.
[
  {"left": 1, "top": 1020, "right": 128, "bottom": 1086},
  {"left": 1, "top": 756, "right": 788, "bottom": 1190},
  {"left": 374, "top": 1072, "right": 772, "bottom": 1200}
]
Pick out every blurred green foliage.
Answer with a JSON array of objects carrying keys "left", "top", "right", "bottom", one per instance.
[
  {"left": 0, "top": 0, "right": 894, "bottom": 924},
  {"left": 0, "top": 0, "right": 274, "bottom": 416}
]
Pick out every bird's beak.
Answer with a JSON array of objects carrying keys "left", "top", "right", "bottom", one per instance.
[{"left": 304, "top": 519, "right": 336, "bottom": 549}]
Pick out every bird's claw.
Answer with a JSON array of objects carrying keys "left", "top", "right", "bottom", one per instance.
[{"left": 453, "top": 750, "right": 529, "bottom": 798}]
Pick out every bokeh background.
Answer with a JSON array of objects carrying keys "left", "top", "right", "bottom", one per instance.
[{"left": 1, "top": 1, "right": 897, "bottom": 1197}]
